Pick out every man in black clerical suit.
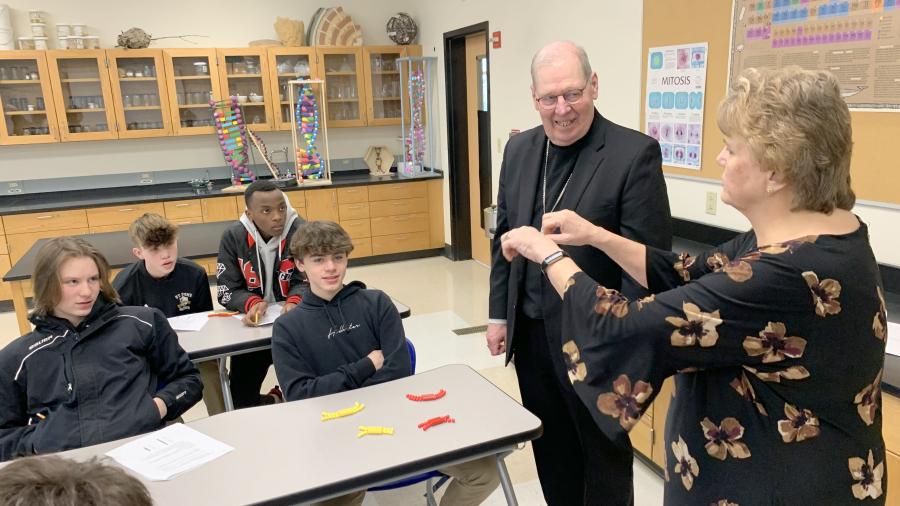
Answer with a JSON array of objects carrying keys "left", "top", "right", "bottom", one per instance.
[{"left": 486, "top": 41, "right": 673, "bottom": 506}]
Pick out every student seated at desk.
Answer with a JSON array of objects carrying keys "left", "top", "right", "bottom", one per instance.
[
  {"left": 217, "top": 180, "right": 307, "bottom": 408},
  {"left": 113, "top": 213, "right": 225, "bottom": 416},
  {"left": 272, "top": 221, "right": 500, "bottom": 506},
  {"left": 0, "top": 237, "right": 202, "bottom": 462}
]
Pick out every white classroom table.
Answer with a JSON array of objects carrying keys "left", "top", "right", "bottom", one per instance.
[
  {"left": 181, "top": 296, "right": 411, "bottom": 412},
  {"left": 6, "top": 365, "right": 543, "bottom": 506}
]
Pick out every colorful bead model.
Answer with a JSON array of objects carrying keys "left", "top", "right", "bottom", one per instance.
[
  {"left": 404, "top": 68, "right": 426, "bottom": 175},
  {"left": 406, "top": 389, "right": 447, "bottom": 402},
  {"left": 210, "top": 97, "right": 254, "bottom": 186},
  {"left": 357, "top": 426, "right": 394, "bottom": 438},
  {"left": 321, "top": 402, "right": 365, "bottom": 421},
  {"left": 417, "top": 415, "right": 455, "bottom": 431},
  {"left": 296, "top": 83, "right": 324, "bottom": 181},
  {"left": 247, "top": 128, "right": 294, "bottom": 180}
]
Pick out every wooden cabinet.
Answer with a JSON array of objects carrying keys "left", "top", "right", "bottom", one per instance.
[
  {"left": 884, "top": 393, "right": 900, "bottom": 505},
  {"left": 266, "top": 47, "right": 317, "bottom": 131},
  {"left": 316, "top": 47, "right": 368, "bottom": 128},
  {"left": 0, "top": 51, "right": 61, "bottom": 145},
  {"left": 162, "top": 49, "right": 223, "bottom": 136},
  {"left": 341, "top": 219, "right": 371, "bottom": 240},
  {"left": 0, "top": 254, "right": 12, "bottom": 301},
  {"left": 90, "top": 224, "right": 130, "bottom": 234},
  {"left": 337, "top": 186, "right": 368, "bottom": 204},
  {"left": 285, "top": 190, "right": 306, "bottom": 210},
  {"left": 629, "top": 377, "right": 674, "bottom": 468},
  {"left": 338, "top": 202, "right": 369, "bottom": 220},
  {"left": 370, "top": 213, "right": 429, "bottom": 237},
  {"left": 306, "top": 188, "right": 340, "bottom": 222},
  {"left": 106, "top": 49, "right": 173, "bottom": 138},
  {"left": 7, "top": 228, "right": 90, "bottom": 264},
  {"left": 217, "top": 48, "right": 274, "bottom": 131},
  {"left": 372, "top": 231, "right": 430, "bottom": 256},
  {"left": 3, "top": 209, "right": 88, "bottom": 235},
  {"left": 362, "top": 46, "right": 409, "bottom": 126},
  {"left": 201, "top": 196, "right": 240, "bottom": 223},
  {"left": 164, "top": 199, "right": 202, "bottom": 219},
  {"left": 86, "top": 203, "right": 164, "bottom": 228},
  {"left": 45, "top": 50, "right": 117, "bottom": 142},
  {"left": 369, "top": 197, "right": 428, "bottom": 218},
  {"left": 350, "top": 237, "right": 372, "bottom": 258},
  {"left": 368, "top": 181, "right": 428, "bottom": 201}
]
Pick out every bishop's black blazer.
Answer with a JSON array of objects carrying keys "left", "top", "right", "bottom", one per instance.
[{"left": 489, "top": 109, "right": 673, "bottom": 365}]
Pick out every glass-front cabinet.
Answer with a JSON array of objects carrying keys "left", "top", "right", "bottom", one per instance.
[
  {"left": 363, "top": 46, "right": 408, "bottom": 126},
  {"left": 107, "top": 49, "right": 172, "bottom": 139},
  {"left": 0, "top": 51, "right": 59, "bottom": 145},
  {"left": 315, "top": 47, "right": 368, "bottom": 128},
  {"left": 217, "top": 48, "right": 273, "bottom": 131},
  {"left": 162, "top": 49, "right": 222, "bottom": 136},
  {"left": 46, "top": 50, "right": 117, "bottom": 142},
  {"left": 266, "top": 47, "right": 317, "bottom": 131}
]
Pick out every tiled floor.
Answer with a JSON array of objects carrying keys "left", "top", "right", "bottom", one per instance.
[{"left": 0, "top": 256, "right": 665, "bottom": 506}]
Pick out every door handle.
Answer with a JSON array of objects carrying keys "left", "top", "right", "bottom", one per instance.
[
  {"left": 396, "top": 236, "right": 410, "bottom": 241},
  {"left": 332, "top": 192, "right": 336, "bottom": 207},
  {"left": 203, "top": 201, "right": 208, "bottom": 218},
  {"left": 394, "top": 217, "right": 410, "bottom": 221},
  {"left": 176, "top": 203, "right": 190, "bottom": 207},
  {"left": 392, "top": 185, "right": 407, "bottom": 189},
  {"left": 118, "top": 208, "right": 133, "bottom": 212},
  {"left": 394, "top": 201, "right": 408, "bottom": 205},
  {"left": 37, "top": 216, "right": 53, "bottom": 220},
  {"left": 348, "top": 206, "right": 363, "bottom": 210}
]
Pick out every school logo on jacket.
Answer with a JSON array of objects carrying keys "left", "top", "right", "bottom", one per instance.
[
  {"left": 278, "top": 259, "right": 294, "bottom": 297},
  {"left": 240, "top": 259, "right": 261, "bottom": 289},
  {"left": 328, "top": 322, "right": 361, "bottom": 340},
  {"left": 175, "top": 293, "right": 193, "bottom": 312}
]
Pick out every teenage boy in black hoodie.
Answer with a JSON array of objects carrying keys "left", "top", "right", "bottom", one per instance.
[
  {"left": 272, "top": 221, "right": 500, "bottom": 506},
  {"left": 0, "top": 237, "right": 201, "bottom": 462},
  {"left": 217, "top": 180, "right": 307, "bottom": 408},
  {"left": 113, "top": 213, "right": 225, "bottom": 416}
]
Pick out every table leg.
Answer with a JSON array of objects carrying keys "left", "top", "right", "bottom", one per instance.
[
  {"left": 11, "top": 281, "right": 30, "bottom": 336},
  {"left": 494, "top": 452, "right": 519, "bottom": 506},
  {"left": 218, "top": 357, "right": 234, "bottom": 412}
]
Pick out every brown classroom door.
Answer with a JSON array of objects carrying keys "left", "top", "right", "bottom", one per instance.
[{"left": 465, "top": 33, "right": 491, "bottom": 266}]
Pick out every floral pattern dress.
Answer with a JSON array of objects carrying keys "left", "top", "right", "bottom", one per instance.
[{"left": 560, "top": 223, "right": 887, "bottom": 505}]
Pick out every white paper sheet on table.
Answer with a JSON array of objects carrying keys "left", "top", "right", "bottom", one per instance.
[
  {"left": 232, "top": 304, "right": 282, "bottom": 326},
  {"left": 167, "top": 311, "right": 213, "bottom": 332},
  {"left": 886, "top": 322, "right": 900, "bottom": 357},
  {"left": 105, "top": 423, "right": 233, "bottom": 481}
]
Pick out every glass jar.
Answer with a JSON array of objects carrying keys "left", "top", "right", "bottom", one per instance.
[
  {"left": 193, "top": 62, "right": 209, "bottom": 76},
  {"left": 123, "top": 95, "right": 132, "bottom": 108}
]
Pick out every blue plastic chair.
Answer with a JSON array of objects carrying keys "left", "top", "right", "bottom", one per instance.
[{"left": 367, "top": 339, "right": 450, "bottom": 505}]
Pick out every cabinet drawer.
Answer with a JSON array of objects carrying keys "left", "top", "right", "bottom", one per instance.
[
  {"left": 3, "top": 209, "right": 88, "bottom": 234},
  {"left": 202, "top": 197, "right": 240, "bottom": 223},
  {"left": 171, "top": 217, "right": 203, "bottom": 226},
  {"left": 372, "top": 231, "right": 430, "bottom": 256},
  {"left": 887, "top": 451, "right": 900, "bottom": 506},
  {"left": 350, "top": 238, "right": 372, "bottom": 258},
  {"left": 340, "top": 219, "right": 371, "bottom": 239},
  {"left": 339, "top": 202, "right": 370, "bottom": 220},
  {"left": 164, "top": 200, "right": 202, "bottom": 219},
  {"left": 630, "top": 416, "right": 653, "bottom": 461},
  {"left": 367, "top": 181, "right": 427, "bottom": 202},
  {"left": 336, "top": 186, "right": 368, "bottom": 204},
  {"left": 87, "top": 203, "right": 165, "bottom": 227},
  {"left": 0, "top": 254, "right": 11, "bottom": 301},
  {"left": 883, "top": 393, "right": 900, "bottom": 455},
  {"left": 7, "top": 228, "right": 90, "bottom": 264},
  {"left": 368, "top": 197, "right": 428, "bottom": 218},
  {"left": 370, "top": 213, "right": 429, "bottom": 237},
  {"left": 90, "top": 224, "right": 130, "bottom": 234},
  {"left": 285, "top": 190, "right": 306, "bottom": 210}
]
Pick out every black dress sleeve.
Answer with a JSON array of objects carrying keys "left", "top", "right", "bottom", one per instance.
[{"left": 644, "top": 231, "right": 761, "bottom": 293}]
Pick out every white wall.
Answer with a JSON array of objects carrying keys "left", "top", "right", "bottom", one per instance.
[
  {"left": 0, "top": 0, "right": 411, "bottom": 180},
  {"left": 408, "top": 0, "right": 646, "bottom": 246}
]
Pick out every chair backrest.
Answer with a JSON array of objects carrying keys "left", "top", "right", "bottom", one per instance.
[{"left": 406, "top": 338, "right": 416, "bottom": 375}]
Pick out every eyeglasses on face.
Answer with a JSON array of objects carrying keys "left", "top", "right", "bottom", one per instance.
[{"left": 535, "top": 81, "right": 590, "bottom": 109}]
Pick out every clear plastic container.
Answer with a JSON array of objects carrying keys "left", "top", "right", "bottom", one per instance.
[
  {"left": 57, "top": 36, "right": 68, "bottom": 50},
  {"left": 72, "top": 24, "right": 86, "bottom": 36},
  {"left": 34, "top": 36, "right": 49, "bottom": 50},
  {"left": 193, "top": 62, "right": 209, "bottom": 75},
  {"left": 56, "top": 24, "right": 70, "bottom": 37},
  {"left": 68, "top": 36, "right": 84, "bottom": 49},
  {"left": 18, "top": 37, "right": 36, "bottom": 50},
  {"left": 30, "top": 23, "right": 46, "bottom": 37},
  {"left": 29, "top": 10, "right": 46, "bottom": 24},
  {"left": 83, "top": 36, "right": 100, "bottom": 49}
]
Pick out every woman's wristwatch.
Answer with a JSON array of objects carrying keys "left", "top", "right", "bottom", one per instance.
[{"left": 541, "top": 250, "right": 570, "bottom": 276}]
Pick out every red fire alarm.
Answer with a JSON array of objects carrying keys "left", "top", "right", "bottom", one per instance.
[{"left": 492, "top": 31, "right": 501, "bottom": 49}]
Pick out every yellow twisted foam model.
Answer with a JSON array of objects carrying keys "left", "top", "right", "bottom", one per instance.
[
  {"left": 357, "top": 426, "right": 394, "bottom": 438},
  {"left": 321, "top": 402, "right": 365, "bottom": 421}
]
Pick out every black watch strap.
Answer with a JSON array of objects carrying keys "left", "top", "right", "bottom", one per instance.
[{"left": 541, "top": 250, "right": 570, "bottom": 276}]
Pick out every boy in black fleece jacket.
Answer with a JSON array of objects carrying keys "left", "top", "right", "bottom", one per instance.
[{"left": 272, "top": 221, "right": 499, "bottom": 506}]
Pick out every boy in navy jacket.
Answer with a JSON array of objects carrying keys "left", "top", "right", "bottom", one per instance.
[{"left": 272, "top": 221, "right": 499, "bottom": 506}]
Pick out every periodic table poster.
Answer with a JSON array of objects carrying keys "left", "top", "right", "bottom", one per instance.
[
  {"left": 645, "top": 42, "right": 709, "bottom": 170},
  {"left": 730, "top": 0, "right": 900, "bottom": 111}
]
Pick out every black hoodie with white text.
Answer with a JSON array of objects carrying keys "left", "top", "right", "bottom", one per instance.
[{"left": 271, "top": 281, "right": 411, "bottom": 402}]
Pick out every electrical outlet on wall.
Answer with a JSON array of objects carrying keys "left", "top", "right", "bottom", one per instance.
[
  {"left": 7, "top": 181, "right": 24, "bottom": 195},
  {"left": 705, "top": 191, "right": 717, "bottom": 215},
  {"left": 139, "top": 173, "right": 154, "bottom": 185}
]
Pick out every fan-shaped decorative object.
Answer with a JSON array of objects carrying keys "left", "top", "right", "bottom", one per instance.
[
  {"left": 307, "top": 7, "right": 362, "bottom": 46},
  {"left": 387, "top": 13, "right": 417, "bottom": 45}
]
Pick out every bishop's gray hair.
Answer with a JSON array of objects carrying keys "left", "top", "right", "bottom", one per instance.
[{"left": 531, "top": 42, "right": 592, "bottom": 88}]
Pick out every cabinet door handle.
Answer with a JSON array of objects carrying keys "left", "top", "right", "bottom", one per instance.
[
  {"left": 37, "top": 216, "right": 53, "bottom": 220},
  {"left": 394, "top": 201, "right": 409, "bottom": 205},
  {"left": 175, "top": 203, "right": 190, "bottom": 207},
  {"left": 395, "top": 217, "right": 410, "bottom": 221},
  {"left": 392, "top": 185, "right": 407, "bottom": 189},
  {"left": 348, "top": 206, "right": 363, "bottom": 210},
  {"left": 347, "top": 189, "right": 359, "bottom": 193},
  {"left": 349, "top": 222, "right": 362, "bottom": 226},
  {"left": 332, "top": 192, "right": 336, "bottom": 206},
  {"left": 204, "top": 201, "right": 208, "bottom": 218},
  {"left": 178, "top": 221, "right": 193, "bottom": 225},
  {"left": 305, "top": 197, "right": 308, "bottom": 208},
  {"left": 119, "top": 208, "right": 133, "bottom": 212},
  {"left": 396, "top": 236, "right": 410, "bottom": 241}
]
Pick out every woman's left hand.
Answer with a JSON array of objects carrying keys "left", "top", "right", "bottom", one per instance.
[{"left": 501, "top": 227, "right": 562, "bottom": 264}]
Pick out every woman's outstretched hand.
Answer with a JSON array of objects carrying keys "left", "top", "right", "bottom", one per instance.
[
  {"left": 500, "top": 226, "right": 562, "bottom": 264},
  {"left": 541, "top": 210, "right": 606, "bottom": 247}
]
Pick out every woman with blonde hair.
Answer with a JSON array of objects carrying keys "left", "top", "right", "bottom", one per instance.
[
  {"left": 501, "top": 67, "right": 886, "bottom": 504},
  {"left": 0, "top": 236, "right": 202, "bottom": 462}
]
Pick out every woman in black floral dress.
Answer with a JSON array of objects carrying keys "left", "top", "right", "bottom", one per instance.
[{"left": 500, "top": 67, "right": 887, "bottom": 505}]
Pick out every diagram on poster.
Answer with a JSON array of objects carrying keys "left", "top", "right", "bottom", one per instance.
[
  {"left": 646, "top": 42, "right": 709, "bottom": 170},
  {"left": 729, "top": 0, "right": 900, "bottom": 111}
]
